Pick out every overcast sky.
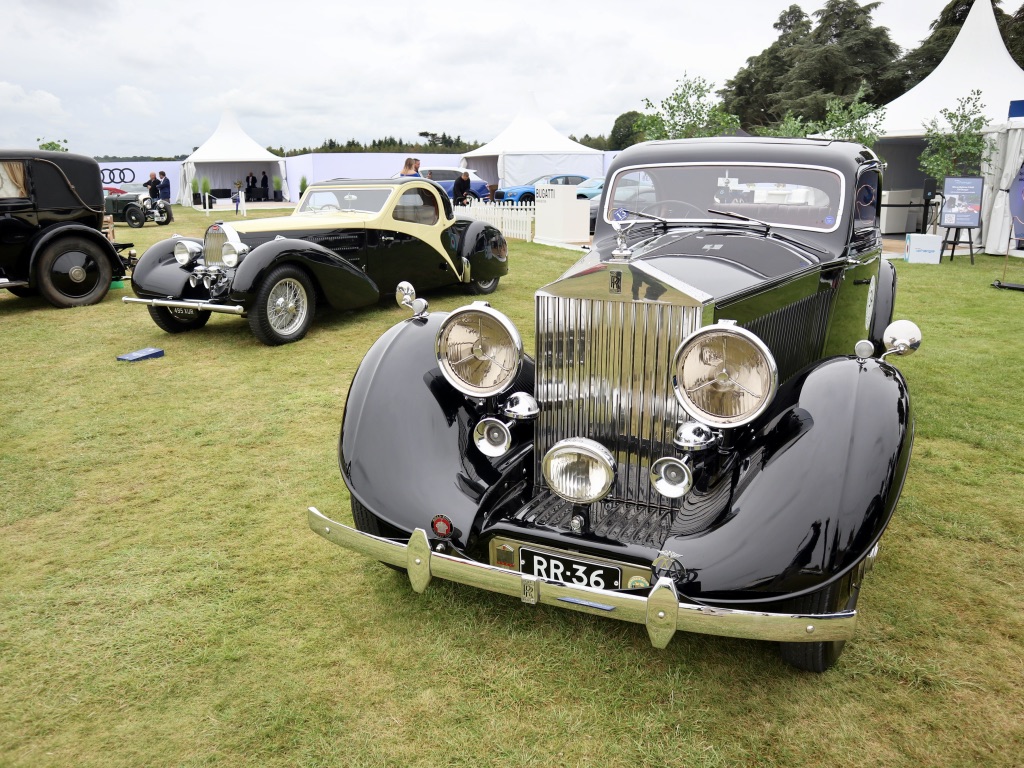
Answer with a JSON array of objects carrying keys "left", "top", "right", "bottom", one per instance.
[{"left": 2, "top": 0, "right": 958, "bottom": 157}]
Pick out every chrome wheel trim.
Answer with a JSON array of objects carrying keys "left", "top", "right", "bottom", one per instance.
[{"left": 266, "top": 277, "right": 308, "bottom": 336}]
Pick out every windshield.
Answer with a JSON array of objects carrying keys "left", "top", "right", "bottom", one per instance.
[
  {"left": 526, "top": 175, "right": 553, "bottom": 186},
  {"left": 298, "top": 187, "right": 392, "bottom": 214},
  {"left": 578, "top": 178, "right": 604, "bottom": 189},
  {"left": 605, "top": 164, "right": 844, "bottom": 233}
]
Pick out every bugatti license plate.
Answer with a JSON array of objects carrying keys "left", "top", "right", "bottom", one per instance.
[{"left": 519, "top": 547, "right": 621, "bottom": 590}]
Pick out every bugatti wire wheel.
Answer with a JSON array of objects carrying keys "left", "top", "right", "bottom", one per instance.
[{"left": 248, "top": 265, "right": 316, "bottom": 345}]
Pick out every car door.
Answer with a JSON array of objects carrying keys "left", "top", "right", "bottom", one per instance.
[
  {"left": 368, "top": 185, "right": 459, "bottom": 292},
  {"left": 0, "top": 158, "right": 37, "bottom": 273}
]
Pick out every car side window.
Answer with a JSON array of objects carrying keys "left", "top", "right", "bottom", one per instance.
[
  {"left": 0, "top": 161, "right": 29, "bottom": 199},
  {"left": 854, "top": 171, "right": 880, "bottom": 230},
  {"left": 393, "top": 188, "right": 439, "bottom": 226}
]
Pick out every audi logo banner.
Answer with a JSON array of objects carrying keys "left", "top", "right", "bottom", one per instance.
[{"left": 101, "top": 168, "right": 136, "bottom": 184}]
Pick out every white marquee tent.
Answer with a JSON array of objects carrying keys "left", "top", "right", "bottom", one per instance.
[
  {"left": 178, "top": 111, "right": 289, "bottom": 205},
  {"left": 461, "top": 96, "right": 604, "bottom": 187},
  {"left": 874, "top": 0, "right": 1024, "bottom": 138}
]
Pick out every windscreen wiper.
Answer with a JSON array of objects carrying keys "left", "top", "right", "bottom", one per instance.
[{"left": 706, "top": 208, "right": 827, "bottom": 255}]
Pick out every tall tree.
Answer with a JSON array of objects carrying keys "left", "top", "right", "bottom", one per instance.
[
  {"left": 638, "top": 74, "right": 740, "bottom": 140},
  {"left": 773, "top": 0, "right": 900, "bottom": 123},
  {"left": 719, "top": 5, "right": 811, "bottom": 129},
  {"left": 609, "top": 110, "right": 645, "bottom": 150}
]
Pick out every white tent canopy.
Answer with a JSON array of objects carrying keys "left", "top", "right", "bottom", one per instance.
[
  {"left": 875, "top": 0, "right": 1024, "bottom": 137},
  {"left": 981, "top": 119, "right": 1024, "bottom": 255},
  {"left": 178, "top": 111, "right": 289, "bottom": 204},
  {"left": 461, "top": 95, "right": 604, "bottom": 187}
]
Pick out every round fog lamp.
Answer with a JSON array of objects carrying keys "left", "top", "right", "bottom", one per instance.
[
  {"left": 473, "top": 418, "right": 512, "bottom": 458},
  {"left": 542, "top": 437, "right": 616, "bottom": 504},
  {"left": 650, "top": 457, "right": 693, "bottom": 499}
]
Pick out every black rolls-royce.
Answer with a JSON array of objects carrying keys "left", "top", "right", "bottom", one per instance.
[
  {"left": 1, "top": 149, "right": 130, "bottom": 307},
  {"left": 124, "top": 178, "right": 508, "bottom": 345},
  {"left": 308, "top": 138, "right": 922, "bottom": 672}
]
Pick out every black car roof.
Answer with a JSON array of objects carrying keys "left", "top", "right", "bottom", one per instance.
[
  {"left": 0, "top": 149, "right": 103, "bottom": 208},
  {"left": 607, "top": 137, "right": 877, "bottom": 180}
]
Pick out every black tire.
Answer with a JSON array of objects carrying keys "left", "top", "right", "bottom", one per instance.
[
  {"left": 125, "top": 206, "right": 145, "bottom": 228},
  {"left": 146, "top": 305, "right": 211, "bottom": 334},
  {"left": 465, "top": 191, "right": 479, "bottom": 201},
  {"left": 155, "top": 204, "right": 172, "bottom": 225},
  {"left": 35, "top": 236, "right": 113, "bottom": 308},
  {"left": 351, "top": 497, "right": 406, "bottom": 573},
  {"left": 6, "top": 285, "right": 37, "bottom": 298},
  {"left": 467, "top": 276, "right": 500, "bottom": 295},
  {"left": 247, "top": 264, "right": 316, "bottom": 346},
  {"left": 779, "top": 571, "right": 858, "bottom": 673},
  {"left": 519, "top": 193, "right": 535, "bottom": 205}
]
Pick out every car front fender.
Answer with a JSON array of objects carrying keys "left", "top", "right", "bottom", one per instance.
[
  {"left": 340, "top": 311, "right": 534, "bottom": 547},
  {"left": 29, "top": 223, "right": 126, "bottom": 280},
  {"left": 458, "top": 221, "right": 509, "bottom": 282},
  {"left": 130, "top": 237, "right": 201, "bottom": 297},
  {"left": 229, "top": 238, "right": 379, "bottom": 309},
  {"left": 662, "top": 355, "right": 913, "bottom": 602}
]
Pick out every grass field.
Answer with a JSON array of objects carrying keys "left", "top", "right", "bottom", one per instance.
[{"left": 2, "top": 206, "right": 1023, "bottom": 767}]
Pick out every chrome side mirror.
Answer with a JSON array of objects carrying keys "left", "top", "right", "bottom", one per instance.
[
  {"left": 881, "top": 319, "right": 922, "bottom": 359},
  {"left": 396, "top": 281, "right": 428, "bottom": 318}
]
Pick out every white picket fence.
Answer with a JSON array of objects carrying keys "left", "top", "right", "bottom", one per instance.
[{"left": 456, "top": 199, "right": 535, "bottom": 242}]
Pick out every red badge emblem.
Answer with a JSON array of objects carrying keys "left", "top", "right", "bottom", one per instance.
[{"left": 431, "top": 514, "right": 454, "bottom": 539}]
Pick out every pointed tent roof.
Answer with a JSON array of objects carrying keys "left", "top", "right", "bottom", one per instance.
[
  {"left": 877, "top": 0, "right": 1024, "bottom": 137},
  {"left": 185, "top": 111, "right": 281, "bottom": 163},
  {"left": 463, "top": 95, "right": 601, "bottom": 158}
]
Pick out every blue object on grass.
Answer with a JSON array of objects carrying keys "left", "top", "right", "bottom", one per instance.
[{"left": 117, "top": 347, "right": 165, "bottom": 362}]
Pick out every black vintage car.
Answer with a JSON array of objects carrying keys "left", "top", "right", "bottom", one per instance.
[
  {"left": 1, "top": 149, "right": 130, "bottom": 307},
  {"left": 308, "top": 138, "right": 922, "bottom": 672},
  {"left": 124, "top": 177, "right": 508, "bottom": 345},
  {"left": 104, "top": 185, "right": 172, "bottom": 228}
]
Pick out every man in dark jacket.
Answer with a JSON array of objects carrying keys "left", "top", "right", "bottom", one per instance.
[{"left": 452, "top": 171, "right": 472, "bottom": 205}]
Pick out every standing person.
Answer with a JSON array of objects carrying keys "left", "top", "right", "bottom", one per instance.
[
  {"left": 452, "top": 170, "right": 472, "bottom": 205},
  {"left": 143, "top": 171, "right": 159, "bottom": 199},
  {"left": 245, "top": 171, "right": 257, "bottom": 190},
  {"left": 413, "top": 158, "right": 421, "bottom": 175},
  {"left": 157, "top": 171, "right": 171, "bottom": 201},
  {"left": 399, "top": 158, "right": 420, "bottom": 177},
  {"left": 157, "top": 170, "right": 174, "bottom": 222},
  {"left": 260, "top": 171, "right": 269, "bottom": 200}
]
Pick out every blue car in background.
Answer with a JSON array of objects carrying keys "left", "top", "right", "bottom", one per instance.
[
  {"left": 575, "top": 177, "right": 605, "bottom": 199},
  {"left": 414, "top": 167, "right": 491, "bottom": 201},
  {"left": 494, "top": 173, "right": 589, "bottom": 204}
]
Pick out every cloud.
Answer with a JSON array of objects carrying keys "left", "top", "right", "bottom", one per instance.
[{"left": 111, "top": 86, "right": 160, "bottom": 118}]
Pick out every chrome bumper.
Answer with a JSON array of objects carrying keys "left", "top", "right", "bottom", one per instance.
[
  {"left": 307, "top": 507, "right": 857, "bottom": 646},
  {"left": 122, "top": 297, "right": 245, "bottom": 315}
]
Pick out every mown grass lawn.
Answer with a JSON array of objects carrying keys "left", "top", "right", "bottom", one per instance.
[{"left": 2, "top": 207, "right": 1022, "bottom": 767}]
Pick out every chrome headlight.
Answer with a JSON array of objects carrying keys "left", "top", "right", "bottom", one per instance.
[
  {"left": 542, "top": 437, "right": 616, "bottom": 504},
  {"left": 173, "top": 240, "right": 202, "bottom": 266},
  {"left": 672, "top": 322, "right": 777, "bottom": 428},
  {"left": 436, "top": 303, "right": 522, "bottom": 397},
  {"left": 221, "top": 241, "right": 248, "bottom": 268}
]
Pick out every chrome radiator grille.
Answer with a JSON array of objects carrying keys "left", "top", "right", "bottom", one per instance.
[
  {"left": 203, "top": 227, "right": 228, "bottom": 267},
  {"left": 534, "top": 295, "right": 702, "bottom": 508}
]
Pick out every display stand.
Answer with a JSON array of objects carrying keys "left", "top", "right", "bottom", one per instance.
[{"left": 941, "top": 227, "right": 975, "bottom": 264}]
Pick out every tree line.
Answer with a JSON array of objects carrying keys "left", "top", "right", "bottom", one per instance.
[{"left": 576, "top": 0, "right": 1024, "bottom": 153}]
